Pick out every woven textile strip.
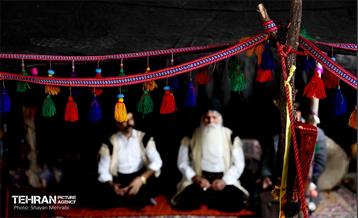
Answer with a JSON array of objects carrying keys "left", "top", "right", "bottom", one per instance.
[
  {"left": 299, "top": 36, "right": 357, "bottom": 89},
  {"left": 0, "top": 33, "right": 267, "bottom": 87},
  {"left": 0, "top": 42, "right": 233, "bottom": 61},
  {"left": 314, "top": 41, "right": 357, "bottom": 52}
]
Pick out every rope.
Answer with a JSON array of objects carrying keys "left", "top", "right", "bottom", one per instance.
[{"left": 277, "top": 42, "right": 308, "bottom": 218}]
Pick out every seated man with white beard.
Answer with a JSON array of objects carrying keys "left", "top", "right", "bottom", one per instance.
[{"left": 171, "top": 103, "right": 249, "bottom": 212}]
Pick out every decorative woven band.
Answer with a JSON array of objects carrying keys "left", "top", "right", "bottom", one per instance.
[
  {"left": 299, "top": 36, "right": 357, "bottom": 89},
  {"left": 0, "top": 33, "right": 267, "bottom": 87},
  {"left": 262, "top": 20, "right": 278, "bottom": 33}
]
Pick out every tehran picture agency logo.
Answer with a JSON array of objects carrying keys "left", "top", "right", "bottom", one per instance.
[{"left": 12, "top": 195, "right": 76, "bottom": 210}]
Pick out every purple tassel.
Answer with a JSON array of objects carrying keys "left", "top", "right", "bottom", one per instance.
[
  {"left": 89, "top": 96, "right": 102, "bottom": 123},
  {"left": 184, "top": 81, "right": 196, "bottom": 108},
  {"left": 260, "top": 43, "right": 275, "bottom": 70},
  {"left": 0, "top": 89, "right": 11, "bottom": 113},
  {"left": 334, "top": 87, "right": 347, "bottom": 116}
]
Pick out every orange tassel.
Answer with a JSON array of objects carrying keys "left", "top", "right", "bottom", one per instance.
[
  {"left": 254, "top": 43, "right": 265, "bottom": 66},
  {"left": 45, "top": 69, "right": 60, "bottom": 95},
  {"left": 114, "top": 94, "right": 128, "bottom": 122},
  {"left": 348, "top": 107, "right": 357, "bottom": 129},
  {"left": 240, "top": 37, "right": 255, "bottom": 56},
  {"left": 64, "top": 96, "right": 79, "bottom": 122},
  {"left": 144, "top": 80, "right": 158, "bottom": 91},
  {"left": 45, "top": 85, "right": 60, "bottom": 95},
  {"left": 160, "top": 86, "right": 176, "bottom": 114}
]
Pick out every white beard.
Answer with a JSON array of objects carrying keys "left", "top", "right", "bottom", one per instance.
[{"left": 199, "top": 124, "right": 224, "bottom": 171}]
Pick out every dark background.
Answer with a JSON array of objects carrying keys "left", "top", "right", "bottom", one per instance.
[{"left": 0, "top": 0, "right": 356, "bottom": 213}]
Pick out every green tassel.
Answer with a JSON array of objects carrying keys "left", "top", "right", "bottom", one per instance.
[
  {"left": 229, "top": 62, "right": 246, "bottom": 93},
  {"left": 137, "top": 90, "right": 153, "bottom": 115},
  {"left": 16, "top": 71, "right": 30, "bottom": 93},
  {"left": 119, "top": 68, "right": 126, "bottom": 77},
  {"left": 300, "top": 27, "right": 314, "bottom": 40},
  {"left": 231, "top": 73, "right": 246, "bottom": 92},
  {"left": 42, "top": 95, "right": 56, "bottom": 117}
]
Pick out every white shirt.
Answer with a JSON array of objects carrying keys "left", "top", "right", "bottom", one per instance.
[
  {"left": 98, "top": 130, "right": 162, "bottom": 183},
  {"left": 177, "top": 136, "right": 245, "bottom": 185},
  {"left": 201, "top": 135, "right": 225, "bottom": 173}
]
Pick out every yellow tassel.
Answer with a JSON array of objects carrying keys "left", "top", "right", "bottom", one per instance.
[{"left": 114, "top": 94, "right": 128, "bottom": 122}]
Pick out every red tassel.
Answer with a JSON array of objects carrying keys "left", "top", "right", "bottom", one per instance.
[
  {"left": 303, "top": 71, "right": 326, "bottom": 99},
  {"left": 322, "top": 72, "right": 339, "bottom": 89},
  {"left": 160, "top": 86, "right": 176, "bottom": 114},
  {"left": 256, "top": 68, "right": 273, "bottom": 83},
  {"left": 93, "top": 68, "right": 104, "bottom": 96},
  {"left": 195, "top": 68, "right": 209, "bottom": 85},
  {"left": 65, "top": 96, "right": 79, "bottom": 122}
]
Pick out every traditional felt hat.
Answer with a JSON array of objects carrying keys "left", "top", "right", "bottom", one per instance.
[{"left": 202, "top": 97, "right": 222, "bottom": 115}]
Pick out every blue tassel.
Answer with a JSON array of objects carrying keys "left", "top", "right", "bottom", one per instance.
[
  {"left": 304, "top": 56, "right": 315, "bottom": 73},
  {"left": 89, "top": 96, "right": 102, "bottom": 123},
  {"left": 0, "top": 89, "right": 11, "bottom": 113},
  {"left": 260, "top": 43, "right": 275, "bottom": 70},
  {"left": 184, "top": 81, "right": 196, "bottom": 108},
  {"left": 334, "top": 87, "right": 347, "bottom": 116},
  {"left": 170, "top": 76, "right": 180, "bottom": 90}
]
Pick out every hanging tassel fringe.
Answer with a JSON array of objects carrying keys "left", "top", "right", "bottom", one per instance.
[
  {"left": 16, "top": 71, "right": 30, "bottom": 93},
  {"left": 0, "top": 89, "right": 11, "bottom": 113},
  {"left": 322, "top": 57, "right": 339, "bottom": 89},
  {"left": 170, "top": 76, "right": 180, "bottom": 90},
  {"left": 184, "top": 81, "right": 196, "bottom": 108},
  {"left": 256, "top": 68, "right": 273, "bottom": 83},
  {"left": 303, "top": 64, "right": 326, "bottom": 99},
  {"left": 256, "top": 42, "right": 275, "bottom": 83},
  {"left": 323, "top": 72, "right": 339, "bottom": 89},
  {"left": 114, "top": 94, "right": 128, "bottom": 122},
  {"left": 160, "top": 86, "right": 176, "bottom": 114},
  {"left": 348, "top": 108, "right": 357, "bottom": 129},
  {"left": 93, "top": 68, "right": 104, "bottom": 96},
  {"left": 144, "top": 80, "right": 158, "bottom": 91},
  {"left": 137, "top": 90, "right": 153, "bottom": 115},
  {"left": 42, "top": 95, "right": 56, "bottom": 117},
  {"left": 255, "top": 43, "right": 265, "bottom": 66},
  {"left": 334, "top": 87, "right": 347, "bottom": 116},
  {"left": 232, "top": 72, "right": 247, "bottom": 92},
  {"left": 45, "top": 86, "right": 61, "bottom": 95},
  {"left": 195, "top": 68, "right": 209, "bottom": 85},
  {"left": 229, "top": 61, "right": 247, "bottom": 92},
  {"left": 89, "top": 96, "right": 102, "bottom": 123},
  {"left": 260, "top": 43, "right": 276, "bottom": 70},
  {"left": 65, "top": 96, "right": 79, "bottom": 122}
]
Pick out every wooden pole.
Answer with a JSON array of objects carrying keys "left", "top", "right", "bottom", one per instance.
[{"left": 257, "top": 1, "right": 303, "bottom": 217}]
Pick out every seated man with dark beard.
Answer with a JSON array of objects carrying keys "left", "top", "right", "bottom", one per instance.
[
  {"left": 171, "top": 102, "right": 249, "bottom": 212},
  {"left": 97, "top": 112, "right": 162, "bottom": 209}
]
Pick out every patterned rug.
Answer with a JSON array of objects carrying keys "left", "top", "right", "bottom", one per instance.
[
  {"left": 53, "top": 195, "right": 255, "bottom": 218},
  {"left": 311, "top": 186, "right": 357, "bottom": 218}
]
